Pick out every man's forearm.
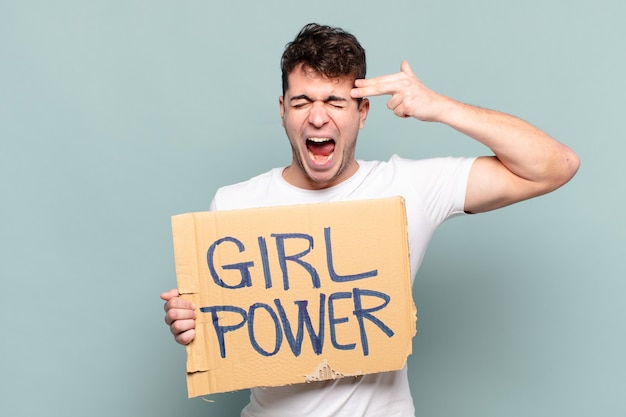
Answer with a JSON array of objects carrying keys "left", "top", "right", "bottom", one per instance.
[{"left": 435, "top": 97, "right": 579, "bottom": 189}]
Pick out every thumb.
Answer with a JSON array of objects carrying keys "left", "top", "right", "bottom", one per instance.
[
  {"left": 400, "top": 60, "right": 415, "bottom": 77},
  {"left": 160, "top": 288, "right": 180, "bottom": 301}
]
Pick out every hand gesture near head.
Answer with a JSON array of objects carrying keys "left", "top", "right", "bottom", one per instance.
[
  {"left": 351, "top": 60, "right": 449, "bottom": 122},
  {"left": 351, "top": 59, "right": 579, "bottom": 214}
]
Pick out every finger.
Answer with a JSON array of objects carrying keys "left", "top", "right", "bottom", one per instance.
[
  {"left": 170, "top": 317, "right": 196, "bottom": 336},
  {"left": 160, "top": 288, "right": 179, "bottom": 301},
  {"left": 351, "top": 84, "right": 394, "bottom": 98},
  {"left": 165, "top": 307, "right": 196, "bottom": 325},
  {"left": 164, "top": 296, "right": 195, "bottom": 313},
  {"left": 354, "top": 71, "right": 405, "bottom": 87},
  {"left": 394, "top": 107, "right": 412, "bottom": 118},
  {"left": 386, "top": 95, "right": 404, "bottom": 112},
  {"left": 167, "top": 296, "right": 194, "bottom": 309},
  {"left": 384, "top": 96, "right": 408, "bottom": 118},
  {"left": 351, "top": 73, "right": 407, "bottom": 98},
  {"left": 400, "top": 60, "right": 416, "bottom": 78},
  {"left": 175, "top": 329, "right": 196, "bottom": 346},
  {"left": 387, "top": 96, "right": 415, "bottom": 118}
]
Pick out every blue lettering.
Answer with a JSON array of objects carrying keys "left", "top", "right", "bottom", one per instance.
[
  {"left": 272, "top": 233, "right": 320, "bottom": 290},
  {"left": 248, "top": 303, "right": 283, "bottom": 356},
  {"left": 207, "top": 237, "right": 254, "bottom": 289},
  {"left": 352, "top": 288, "right": 394, "bottom": 356},
  {"left": 328, "top": 292, "right": 356, "bottom": 351},
  {"left": 274, "top": 295, "right": 326, "bottom": 356},
  {"left": 198, "top": 289, "right": 394, "bottom": 358},
  {"left": 199, "top": 305, "right": 247, "bottom": 358},
  {"left": 324, "top": 227, "right": 378, "bottom": 282},
  {"left": 257, "top": 236, "right": 273, "bottom": 289}
]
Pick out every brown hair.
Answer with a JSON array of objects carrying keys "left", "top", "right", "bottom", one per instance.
[{"left": 281, "top": 23, "right": 366, "bottom": 95}]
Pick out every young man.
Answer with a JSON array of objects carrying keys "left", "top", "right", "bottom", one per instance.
[{"left": 161, "top": 23, "right": 579, "bottom": 416}]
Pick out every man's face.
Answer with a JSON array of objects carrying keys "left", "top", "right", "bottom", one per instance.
[{"left": 279, "top": 64, "right": 369, "bottom": 190}]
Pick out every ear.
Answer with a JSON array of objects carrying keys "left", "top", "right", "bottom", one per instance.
[
  {"left": 279, "top": 96, "right": 285, "bottom": 126},
  {"left": 358, "top": 98, "right": 370, "bottom": 129}
]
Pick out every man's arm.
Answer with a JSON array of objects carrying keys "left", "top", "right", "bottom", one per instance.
[{"left": 350, "top": 61, "right": 580, "bottom": 213}]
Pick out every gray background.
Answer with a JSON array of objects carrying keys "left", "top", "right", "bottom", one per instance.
[{"left": 1, "top": 0, "right": 624, "bottom": 416}]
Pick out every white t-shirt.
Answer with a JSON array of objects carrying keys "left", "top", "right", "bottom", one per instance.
[{"left": 209, "top": 155, "right": 475, "bottom": 417}]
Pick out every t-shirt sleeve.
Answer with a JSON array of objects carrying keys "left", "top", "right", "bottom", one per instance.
[{"left": 389, "top": 154, "right": 476, "bottom": 226}]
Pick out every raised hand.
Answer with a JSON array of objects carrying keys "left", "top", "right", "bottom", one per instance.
[
  {"left": 351, "top": 60, "right": 579, "bottom": 215},
  {"left": 350, "top": 60, "right": 448, "bottom": 122}
]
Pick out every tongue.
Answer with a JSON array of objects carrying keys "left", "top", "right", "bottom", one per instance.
[{"left": 308, "top": 141, "right": 335, "bottom": 157}]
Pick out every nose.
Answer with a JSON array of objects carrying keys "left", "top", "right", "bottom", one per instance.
[{"left": 307, "top": 101, "right": 330, "bottom": 128}]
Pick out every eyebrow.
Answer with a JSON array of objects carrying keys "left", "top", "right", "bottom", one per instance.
[{"left": 289, "top": 94, "right": 348, "bottom": 104}]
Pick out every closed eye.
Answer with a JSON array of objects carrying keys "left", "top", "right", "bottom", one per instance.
[
  {"left": 289, "top": 94, "right": 349, "bottom": 109},
  {"left": 290, "top": 96, "right": 312, "bottom": 109},
  {"left": 325, "top": 95, "right": 348, "bottom": 109}
]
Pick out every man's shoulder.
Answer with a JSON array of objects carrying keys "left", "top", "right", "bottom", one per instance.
[
  {"left": 218, "top": 168, "right": 279, "bottom": 192},
  {"left": 211, "top": 167, "right": 282, "bottom": 210},
  {"left": 363, "top": 155, "right": 474, "bottom": 174}
]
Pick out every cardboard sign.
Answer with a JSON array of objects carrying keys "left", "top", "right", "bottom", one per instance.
[{"left": 171, "top": 196, "right": 416, "bottom": 397}]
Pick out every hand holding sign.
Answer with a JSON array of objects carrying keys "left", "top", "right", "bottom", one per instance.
[
  {"left": 161, "top": 288, "right": 196, "bottom": 345},
  {"left": 171, "top": 197, "right": 416, "bottom": 397},
  {"left": 351, "top": 60, "right": 450, "bottom": 122}
]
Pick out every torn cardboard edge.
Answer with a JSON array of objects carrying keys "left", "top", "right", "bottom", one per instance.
[
  {"left": 304, "top": 359, "right": 355, "bottom": 382},
  {"left": 172, "top": 196, "right": 417, "bottom": 397}
]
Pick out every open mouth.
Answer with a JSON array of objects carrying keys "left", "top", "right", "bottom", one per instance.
[{"left": 306, "top": 138, "right": 335, "bottom": 164}]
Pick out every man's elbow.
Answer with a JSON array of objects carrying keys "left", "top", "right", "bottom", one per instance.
[{"left": 547, "top": 146, "right": 580, "bottom": 191}]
